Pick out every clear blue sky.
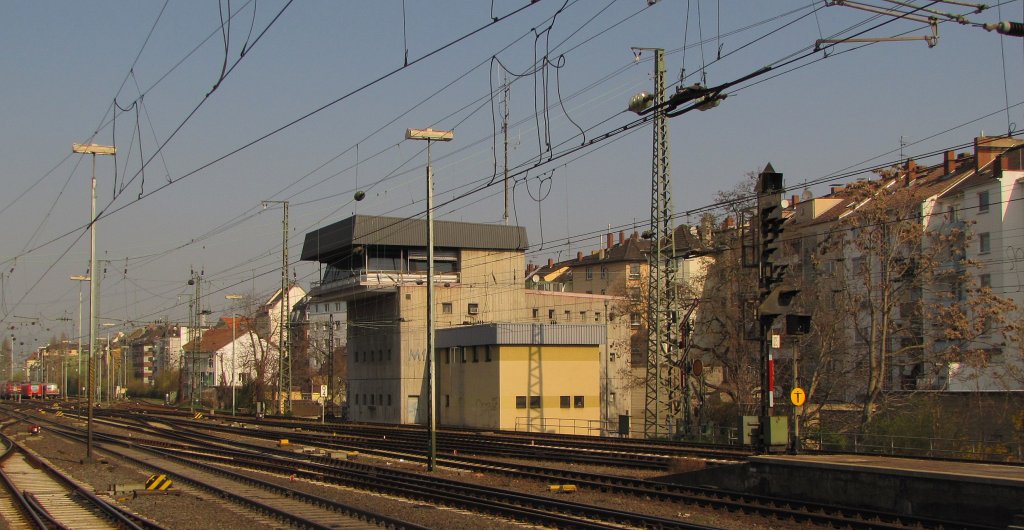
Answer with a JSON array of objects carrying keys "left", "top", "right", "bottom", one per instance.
[{"left": 1, "top": 1, "right": 1021, "bottom": 354}]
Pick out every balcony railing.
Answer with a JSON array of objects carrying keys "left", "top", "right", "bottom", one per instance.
[{"left": 315, "top": 270, "right": 461, "bottom": 291}]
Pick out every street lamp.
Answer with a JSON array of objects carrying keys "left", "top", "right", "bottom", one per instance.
[
  {"left": 226, "top": 294, "right": 244, "bottom": 416},
  {"left": 406, "top": 127, "right": 453, "bottom": 472},
  {"left": 72, "top": 142, "right": 115, "bottom": 464},
  {"left": 101, "top": 323, "right": 116, "bottom": 402},
  {"left": 70, "top": 275, "right": 89, "bottom": 397}
]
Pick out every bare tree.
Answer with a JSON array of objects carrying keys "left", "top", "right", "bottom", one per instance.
[{"left": 817, "top": 176, "right": 1017, "bottom": 427}]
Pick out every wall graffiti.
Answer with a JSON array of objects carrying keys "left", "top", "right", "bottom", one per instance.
[{"left": 1005, "top": 245, "right": 1024, "bottom": 292}]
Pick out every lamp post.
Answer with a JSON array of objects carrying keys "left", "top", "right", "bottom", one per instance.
[
  {"left": 70, "top": 275, "right": 89, "bottom": 397},
  {"left": 406, "top": 127, "right": 453, "bottom": 472},
  {"left": 61, "top": 340, "right": 69, "bottom": 399},
  {"left": 226, "top": 294, "right": 244, "bottom": 417},
  {"left": 101, "top": 323, "right": 115, "bottom": 402},
  {"left": 72, "top": 142, "right": 115, "bottom": 464}
]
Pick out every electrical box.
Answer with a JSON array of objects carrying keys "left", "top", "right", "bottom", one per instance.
[{"left": 741, "top": 415, "right": 789, "bottom": 447}]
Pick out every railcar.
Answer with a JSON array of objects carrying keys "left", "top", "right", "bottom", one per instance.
[
  {"left": 20, "top": 383, "right": 42, "bottom": 399},
  {"left": 43, "top": 383, "right": 59, "bottom": 398},
  {"left": 2, "top": 382, "right": 19, "bottom": 399}
]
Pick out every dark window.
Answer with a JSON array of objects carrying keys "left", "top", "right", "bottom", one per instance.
[
  {"left": 548, "top": 309, "right": 555, "bottom": 320},
  {"left": 445, "top": 394, "right": 450, "bottom": 407},
  {"left": 485, "top": 345, "right": 493, "bottom": 362},
  {"left": 442, "top": 302, "right": 453, "bottom": 314},
  {"left": 978, "top": 191, "right": 990, "bottom": 213},
  {"left": 573, "top": 396, "right": 585, "bottom": 408},
  {"left": 980, "top": 232, "right": 991, "bottom": 254},
  {"left": 472, "top": 346, "right": 479, "bottom": 363},
  {"left": 445, "top": 348, "right": 451, "bottom": 364},
  {"left": 515, "top": 396, "right": 527, "bottom": 409},
  {"left": 560, "top": 396, "right": 571, "bottom": 408},
  {"left": 529, "top": 396, "right": 541, "bottom": 408},
  {"left": 460, "top": 347, "right": 466, "bottom": 363},
  {"left": 468, "top": 303, "right": 479, "bottom": 314},
  {"left": 981, "top": 273, "right": 992, "bottom": 289},
  {"left": 586, "top": 267, "right": 593, "bottom": 280},
  {"left": 532, "top": 308, "right": 539, "bottom": 319},
  {"left": 388, "top": 394, "right": 392, "bottom": 406}
]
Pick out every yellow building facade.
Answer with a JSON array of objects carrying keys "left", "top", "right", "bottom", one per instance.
[{"left": 437, "top": 323, "right": 604, "bottom": 435}]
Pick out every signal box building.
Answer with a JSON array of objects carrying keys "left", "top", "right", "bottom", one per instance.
[
  {"left": 301, "top": 215, "right": 631, "bottom": 431},
  {"left": 436, "top": 323, "right": 605, "bottom": 434}
]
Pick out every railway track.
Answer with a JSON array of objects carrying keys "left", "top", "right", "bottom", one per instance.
[
  {"left": 0, "top": 426, "right": 162, "bottom": 530},
  {"left": 61, "top": 408, "right": 1001, "bottom": 530}
]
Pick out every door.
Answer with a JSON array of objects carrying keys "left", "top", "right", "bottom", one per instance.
[{"left": 407, "top": 395, "right": 419, "bottom": 424}]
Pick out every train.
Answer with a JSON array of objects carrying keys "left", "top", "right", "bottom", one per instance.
[{"left": 2, "top": 382, "right": 59, "bottom": 399}]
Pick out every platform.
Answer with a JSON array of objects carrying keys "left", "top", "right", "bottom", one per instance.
[
  {"left": 660, "top": 453, "right": 1024, "bottom": 528},
  {"left": 750, "top": 453, "right": 1024, "bottom": 487}
]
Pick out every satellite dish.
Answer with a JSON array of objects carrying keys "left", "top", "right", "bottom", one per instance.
[{"left": 532, "top": 275, "right": 540, "bottom": 283}]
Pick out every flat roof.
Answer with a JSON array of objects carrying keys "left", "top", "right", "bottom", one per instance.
[{"left": 301, "top": 215, "right": 528, "bottom": 263}]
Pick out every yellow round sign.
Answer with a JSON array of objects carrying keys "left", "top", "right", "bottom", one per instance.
[{"left": 790, "top": 387, "right": 806, "bottom": 407}]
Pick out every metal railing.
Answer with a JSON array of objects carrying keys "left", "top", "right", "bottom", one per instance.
[
  {"left": 801, "top": 431, "right": 1023, "bottom": 462},
  {"left": 513, "top": 416, "right": 608, "bottom": 436}
]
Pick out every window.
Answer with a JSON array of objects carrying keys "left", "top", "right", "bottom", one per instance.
[
  {"left": 467, "top": 303, "right": 479, "bottom": 315},
  {"left": 485, "top": 345, "right": 493, "bottom": 362},
  {"left": 548, "top": 309, "right": 555, "bottom": 320},
  {"left": 388, "top": 394, "right": 392, "bottom": 406},
  {"left": 445, "top": 348, "right": 451, "bottom": 364},
  {"left": 980, "top": 232, "right": 991, "bottom": 254},
  {"left": 564, "top": 310, "right": 571, "bottom": 321},
  {"left": 529, "top": 396, "right": 541, "bottom": 408},
  {"left": 947, "top": 205, "right": 959, "bottom": 222},
  {"left": 978, "top": 190, "right": 990, "bottom": 213},
  {"left": 586, "top": 267, "right": 593, "bottom": 280},
  {"left": 629, "top": 263, "right": 641, "bottom": 279},
  {"left": 445, "top": 395, "right": 450, "bottom": 407},
  {"left": 355, "top": 394, "right": 359, "bottom": 405},
  {"left": 573, "top": 396, "right": 585, "bottom": 408},
  {"left": 515, "top": 396, "right": 527, "bottom": 409},
  {"left": 594, "top": 312, "right": 601, "bottom": 322},
  {"left": 580, "top": 311, "right": 586, "bottom": 321},
  {"left": 560, "top": 396, "right": 571, "bottom": 408},
  {"left": 532, "top": 308, "right": 539, "bottom": 319},
  {"left": 442, "top": 302, "right": 453, "bottom": 314},
  {"left": 335, "top": 303, "right": 342, "bottom": 312},
  {"left": 600, "top": 266, "right": 607, "bottom": 279},
  {"left": 472, "top": 346, "right": 479, "bottom": 363},
  {"left": 630, "top": 312, "right": 641, "bottom": 327},
  {"left": 460, "top": 347, "right": 467, "bottom": 363},
  {"left": 980, "top": 273, "right": 992, "bottom": 290}
]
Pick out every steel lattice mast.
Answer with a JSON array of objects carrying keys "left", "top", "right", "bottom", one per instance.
[{"left": 642, "top": 48, "right": 679, "bottom": 438}]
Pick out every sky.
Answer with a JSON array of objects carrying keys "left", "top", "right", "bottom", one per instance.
[{"left": 2, "top": 0, "right": 1022, "bottom": 356}]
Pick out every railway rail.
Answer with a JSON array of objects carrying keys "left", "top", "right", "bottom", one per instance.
[
  {"left": 45, "top": 406, "right": 1000, "bottom": 530},
  {"left": 0, "top": 425, "right": 162, "bottom": 530}
]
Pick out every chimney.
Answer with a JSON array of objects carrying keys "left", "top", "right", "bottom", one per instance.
[
  {"left": 619, "top": 230, "right": 625, "bottom": 245},
  {"left": 547, "top": 258, "right": 554, "bottom": 268},
  {"left": 631, "top": 231, "right": 639, "bottom": 240},
  {"left": 607, "top": 233, "right": 614, "bottom": 249},
  {"left": 790, "top": 194, "right": 799, "bottom": 206},
  {"left": 944, "top": 150, "right": 957, "bottom": 174},
  {"left": 903, "top": 158, "right": 917, "bottom": 175},
  {"left": 577, "top": 251, "right": 584, "bottom": 261},
  {"left": 975, "top": 135, "right": 1020, "bottom": 172}
]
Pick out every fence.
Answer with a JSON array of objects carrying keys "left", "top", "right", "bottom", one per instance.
[{"left": 802, "top": 431, "right": 1023, "bottom": 462}]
